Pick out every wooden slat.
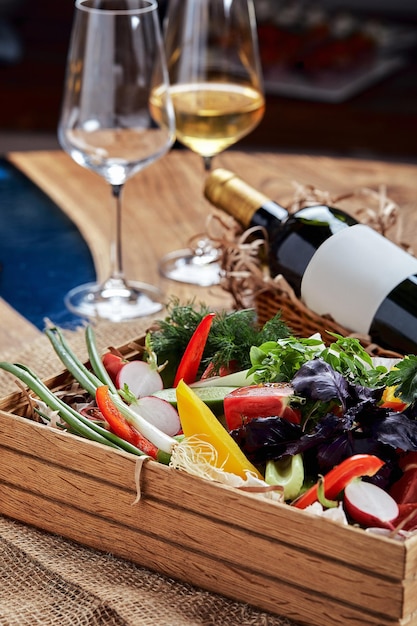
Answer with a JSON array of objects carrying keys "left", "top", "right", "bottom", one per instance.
[
  {"left": 0, "top": 444, "right": 406, "bottom": 617},
  {"left": 1, "top": 404, "right": 415, "bottom": 625},
  {"left": 3, "top": 482, "right": 406, "bottom": 626},
  {"left": 0, "top": 408, "right": 406, "bottom": 578}
]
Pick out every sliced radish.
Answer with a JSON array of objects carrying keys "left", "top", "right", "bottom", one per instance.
[
  {"left": 344, "top": 480, "right": 399, "bottom": 529},
  {"left": 115, "top": 360, "right": 163, "bottom": 398},
  {"left": 130, "top": 396, "right": 181, "bottom": 436}
]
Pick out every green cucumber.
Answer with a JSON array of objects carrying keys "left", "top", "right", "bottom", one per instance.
[
  {"left": 265, "top": 453, "right": 305, "bottom": 501},
  {"left": 153, "top": 386, "right": 237, "bottom": 416}
]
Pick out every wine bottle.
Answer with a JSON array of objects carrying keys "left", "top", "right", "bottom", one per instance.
[{"left": 204, "top": 168, "right": 417, "bottom": 355}]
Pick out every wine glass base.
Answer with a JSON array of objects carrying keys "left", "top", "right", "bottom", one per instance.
[
  {"left": 65, "top": 280, "right": 163, "bottom": 322},
  {"left": 159, "top": 248, "right": 222, "bottom": 287}
]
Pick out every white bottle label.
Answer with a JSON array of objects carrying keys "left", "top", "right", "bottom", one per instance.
[{"left": 301, "top": 224, "right": 417, "bottom": 335}]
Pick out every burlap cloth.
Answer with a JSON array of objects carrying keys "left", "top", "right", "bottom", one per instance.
[{"left": 0, "top": 318, "right": 298, "bottom": 626}]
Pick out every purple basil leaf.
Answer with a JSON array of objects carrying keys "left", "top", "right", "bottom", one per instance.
[
  {"left": 371, "top": 412, "right": 417, "bottom": 451},
  {"left": 230, "top": 417, "right": 301, "bottom": 464},
  {"left": 292, "top": 359, "right": 349, "bottom": 408}
]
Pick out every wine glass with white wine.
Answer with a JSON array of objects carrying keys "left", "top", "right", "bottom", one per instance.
[
  {"left": 58, "top": 0, "right": 175, "bottom": 321},
  {"left": 150, "top": 0, "right": 265, "bottom": 286}
]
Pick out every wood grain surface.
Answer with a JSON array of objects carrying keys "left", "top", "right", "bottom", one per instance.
[
  {"left": 2, "top": 149, "right": 417, "bottom": 354},
  {"left": 1, "top": 359, "right": 416, "bottom": 626}
]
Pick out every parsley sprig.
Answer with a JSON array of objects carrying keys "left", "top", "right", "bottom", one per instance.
[
  {"left": 249, "top": 336, "right": 324, "bottom": 383},
  {"left": 249, "top": 332, "right": 390, "bottom": 388},
  {"left": 383, "top": 355, "right": 417, "bottom": 405}
]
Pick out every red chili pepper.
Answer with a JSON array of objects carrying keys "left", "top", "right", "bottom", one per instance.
[
  {"left": 95, "top": 385, "right": 158, "bottom": 459},
  {"left": 173, "top": 312, "right": 216, "bottom": 387},
  {"left": 399, "top": 451, "right": 417, "bottom": 472},
  {"left": 293, "top": 454, "right": 385, "bottom": 509}
]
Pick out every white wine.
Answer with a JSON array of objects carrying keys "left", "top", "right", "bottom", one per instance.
[
  {"left": 205, "top": 168, "right": 417, "bottom": 355},
  {"left": 150, "top": 82, "right": 265, "bottom": 157}
]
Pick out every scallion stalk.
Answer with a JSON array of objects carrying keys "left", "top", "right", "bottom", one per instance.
[
  {"left": 0, "top": 361, "right": 151, "bottom": 457},
  {"left": 85, "top": 325, "right": 118, "bottom": 393},
  {"left": 44, "top": 326, "right": 102, "bottom": 397},
  {"left": 43, "top": 325, "right": 176, "bottom": 454}
]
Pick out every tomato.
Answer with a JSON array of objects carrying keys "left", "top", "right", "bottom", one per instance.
[
  {"left": 223, "top": 383, "right": 301, "bottom": 432},
  {"left": 102, "top": 352, "right": 126, "bottom": 384},
  {"left": 200, "top": 359, "right": 239, "bottom": 380}
]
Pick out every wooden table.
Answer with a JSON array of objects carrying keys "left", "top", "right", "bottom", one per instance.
[{"left": 2, "top": 148, "right": 417, "bottom": 354}]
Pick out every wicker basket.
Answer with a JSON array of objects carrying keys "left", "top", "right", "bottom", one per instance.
[
  {"left": 255, "top": 287, "right": 350, "bottom": 338},
  {"left": 253, "top": 284, "right": 401, "bottom": 358},
  {"left": 214, "top": 220, "right": 403, "bottom": 358}
]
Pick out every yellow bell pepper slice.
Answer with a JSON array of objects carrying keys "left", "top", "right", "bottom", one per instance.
[
  {"left": 381, "top": 385, "right": 408, "bottom": 412},
  {"left": 176, "top": 380, "right": 262, "bottom": 480}
]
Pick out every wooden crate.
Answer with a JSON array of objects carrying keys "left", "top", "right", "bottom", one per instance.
[{"left": 0, "top": 341, "right": 417, "bottom": 626}]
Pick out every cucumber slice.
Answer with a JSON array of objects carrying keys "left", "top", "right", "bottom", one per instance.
[
  {"left": 265, "top": 453, "right": 305, "bottom": 501},
  {"left": 153, "top": 386, "right": 237, "bottom": 416}
]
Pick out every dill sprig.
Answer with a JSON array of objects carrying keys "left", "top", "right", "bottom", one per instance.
[{"left": 150, "top": 298, "right": 291, "bottom": 377}]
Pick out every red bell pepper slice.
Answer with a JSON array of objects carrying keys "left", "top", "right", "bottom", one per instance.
[
  {"left": 173, "top": 312, "right": 216, "bottom": 387},
  {"left": 95, "top": 385, "right": 158, "bottom": 459},
  {"left": 390, "top": 468, "right": 417, "bottom": 505},
  {"left": 390, "top": 453, "right": 417, "bottom": 504},
  {"left": 394, "top": 502, "right": 417, "bottom": 531},
  {"left": 293, "top": 454, "right": 385, "bottom": 509}
]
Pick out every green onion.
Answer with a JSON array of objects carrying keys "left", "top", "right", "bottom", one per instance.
[
  {"left": 85, "top": 325, "right": 118, "bottom": 393},
  {"left": 44, "top": 325, "right": 176, "bottom": 454},
  {"left": 44, "top": 326, "right": 101, "bottom": 397},
  {"left": 0, "top": 361, "right": 147, "bottom": 457}
]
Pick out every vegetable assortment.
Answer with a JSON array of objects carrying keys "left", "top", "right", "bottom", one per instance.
[{"left": 3, "top": 300, "right": 417, "bottom": 536}]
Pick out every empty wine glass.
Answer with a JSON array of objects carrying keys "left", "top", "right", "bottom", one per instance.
[
  {"left": 151, "top": 0, "right": 265, "bottom": 286},
  {"left": 58, "top": 0, "right": 175, "bottom": 321}
]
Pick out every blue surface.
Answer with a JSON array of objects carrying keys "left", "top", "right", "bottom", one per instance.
[{"left": 0, "top": 158, "right": 96, "bottom": 330}]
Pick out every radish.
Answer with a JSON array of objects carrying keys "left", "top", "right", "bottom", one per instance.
[
  {"left": 130, "top": 396, "right": 181, "bottom": 436},
  {"left": 344, "top": 480, "right": 399, "bottom": 529},
  {"left": 115, "top": 360, "right": 163, "bottom": 398}
]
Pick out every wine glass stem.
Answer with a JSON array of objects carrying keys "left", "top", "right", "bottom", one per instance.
[
  {"left": 110, "top": 183, "right": 125, "bottom": 283},
  {"left": 203, "top": 156, "right": 213, "bottom": 172}
]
